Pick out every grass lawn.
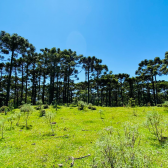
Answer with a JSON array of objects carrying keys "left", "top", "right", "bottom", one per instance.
[{"left": 0, "top": 106, "right": 168, "bottom": 167}]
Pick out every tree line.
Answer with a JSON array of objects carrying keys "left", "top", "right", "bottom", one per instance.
[{"left": 0, "top": 31, "right": 168, "bottom": 107}]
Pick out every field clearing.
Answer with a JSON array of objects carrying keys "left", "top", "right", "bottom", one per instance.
[{"left": 0, "top": 106, "right": 168, "bottom": 167}]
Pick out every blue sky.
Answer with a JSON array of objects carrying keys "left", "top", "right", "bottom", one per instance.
[{"left": 1, "top": 0, "right": 168, "bottom": 81}]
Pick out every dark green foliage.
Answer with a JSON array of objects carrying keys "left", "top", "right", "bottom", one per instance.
[
  {"left": 91, "top": 106, "right": 96, "bottom": 110},
  {"left": 78, "top": 101, "right": 87, "bottom": 110},
  {"left": 39, "top": 109, "right": 45, "bottom": 117},
  {"left": 36, "top": 107, "right": 41, "bottom": 110},
  {"left": 128, "top": 98, "right": 135, "bottom": 107},
  {"left": 157, "top": 104, "right": 162, "bottom": 107},
  {"left": 43, "top": 104, "right": 49, "bottom": 109},
  {"left": 0, "top": 106, "right": 9, "bottom": 113},
  {"left": 88, "top": 103, "right": 92, "bottom": 109}
]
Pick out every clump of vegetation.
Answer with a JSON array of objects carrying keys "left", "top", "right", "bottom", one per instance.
[
  {"left": 162, "top": 101, "right": 168, "bottom": 111},
  {"left": 97, "top": 124, "right": 152, "bottom": 167},
  {"left": 0, "top": 106, "right": 9, "bottom": 114},
  {"left": 45, "top": 111, "right": 56, "bottom": 134},
  {"left": 157, "top": 104, "right": 162, "bottom": 107},
  {"left": 36, "top": 100, "right": 43, "bottom": 110},
  {"left": 7, "top": 114, "right": 16, "bottom": 130},
  {"left": 88, "top": 103, "right": 92, "bottom": 109},
  {"left": 128, "top": 98, "right": 135, "bottom": 107},
  {"left": 145, "top": 110, "right": 167, "bottom": 142},
  {"left": 99, "top": 109, "right": 105, "bottom": 119},
  {"left": 91, "top": 106, "right": 96, "bottom": 110},
  {"left": 39, "top": 109, "right": 45, "bottom": 117},
  {"left": 78, "top": 101, "right": 87, "bottom": 110},
  {"left": 43, "top": 104, "right": 49, "bottom": 109},
  {"left": 20, "top": 104, "right": 34, "bottom": 129},
  {"left": 133, "top": 108, "right": 137, "bottom": 116},
  {"left": 15, "top": 112, "right": 22, "bottom": 126},
  {"left": 0, "top": 118, "right": 5, "bottom": 139}
]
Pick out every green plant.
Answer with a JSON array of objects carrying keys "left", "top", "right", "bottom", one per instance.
[
  {"left": 7, "top": 114, "right": 16, "bottom": 130},
  {"left": 91, "top": 106, "right": 96, "bottom": 110},
  {"left": 157, "top": 104, "right": 162, "bottom": 107},
  {"left": 15, "top": 112, "right": 22, "bottom": 126},
  {"left": 133, "top": 108, "right": 137, "bottom": 116},
  {"left": 145, "top": 110, "right": 167, "bottom": 142},
  {"left": 97, "top": 124, "right": 152, "bottom": 167},
  {"left": 36, "top": 100, "right": 43, "bottom": 110},
  {"left": 162, "top": 101, "right": 168, "bottom": 111},
  {"left": 0, "top": 106, "right": 9, "bottom": 114},
  {"left": 0, "top": 118, "right": 5, "bottom": 139},
  {"left": 88, "top": 103, "right": 92, "bottom": 109},
  {"left": 45, "top": 111, "right": 56, "bottom": 134},
  {"left": 128, "top": 98, "right": 135, "bottom": 107},
  {"left": 43, "top": 104, "right": 49, "bottom": 109},
  {"left": 99, "top": 109, "right": 105, "bottom": 119},
  {"left": 39, "top": 109, "right": 45, "bottom": 117},
  {"left": 8, "top": 99, "right": 14, "bottom": 113},
  {"left": 78, "top": 101, "right": 87, "bottom": 110},
  {"left": 20, "top": 104, "right": 34, "bottom": 128}
]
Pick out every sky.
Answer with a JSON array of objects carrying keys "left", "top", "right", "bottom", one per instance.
[{"left": 1, "top": 0, "right": 168, "bottom": 81}]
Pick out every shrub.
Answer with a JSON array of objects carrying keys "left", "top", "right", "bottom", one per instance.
[
  {"left": 0, "top": 118, "right": 5, "bottom": 139},
  {"left": 43, "top": 104, "right": 49, "bottom": 109},
  {"left": 128, "top": 98, "right": 135, "bottom": 107},
  {"left": 88, "top": 103, "right": 92, "bottom": 109},
  {"left": 7, "top": 114, "right": 16, "bottom": 130},
  {"left": 78, "top": 101, "right": 87, "bottom": 110},
  {"left": 91, "top": 106, "right": 96, "bottom": 110},
  {"left": 36, "top": 107, "right": 41, "bottom": 110},
  {"left": 97, "top": 124, "right": 152, "bottom": 167},
  {"left": 39, "top": 109, "right": 45, "bottom": 117},
  {"left": 145, "top": 110, "right": 167, "bottom": 142},
  {"left": 162, "top": 101, "right": 168, "bottom": 111},
  {"left": 0, "top": 106, "right": 9, "bottom": 113},
  {"left": 157, "top": 104, "right": 162, "bottom": 107},
  {"left": 20, "top": 104, "right": 34, "bottom": 128},
  {"left": 45, "top": 111, "right": 56, "bottom": 134}
]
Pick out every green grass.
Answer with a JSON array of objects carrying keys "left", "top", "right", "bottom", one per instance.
[{"left": 0, "top": 106, "right": 168, "bottom": 167}]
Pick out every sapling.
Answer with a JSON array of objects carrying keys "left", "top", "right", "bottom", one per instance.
[
  {"left": 0, "top": 119, "right": 5, "bottom": 139},
  {"left": 7, "top": 114, "right": 16, "bottom": 130},
  {"left": 99, "top": 109, "right": 105, "bottom": 119},
  {"left": 20, "top": 104, "right": 34, "bottom": 129},
  {"left": 45, "top": 111, "right": 56, "bottom": 134},
  {"left": 15, "top": 112, "right": 22, "bottom": 126}
]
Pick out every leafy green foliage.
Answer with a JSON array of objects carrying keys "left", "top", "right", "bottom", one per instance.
[
  {"left": 0, "top": 118, "right": 5, "bottom": 139},
  {"left": 78, "top": 101, "right": 87, "bottom": 110},
  {"left": 128, "top": 98, "right": 135, "bottom": 107},
  {"left": 20, "top": 104, "right": 34, "bottom": 128},
  {"left": 43, "top": 104, "right": 49, "bottom": 109}
]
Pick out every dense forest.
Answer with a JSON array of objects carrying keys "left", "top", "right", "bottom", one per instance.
[{"left": 0, "top": 30, "right": 168, "bottom": 108}]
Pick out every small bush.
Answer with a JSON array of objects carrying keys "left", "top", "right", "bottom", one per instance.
[
  {"left": 36, "top": 107, "right": 41, "bottom": 110},
  {"left": 88, "top": 103, "right": 92, "bottom": 109},
  {"left": 78, "top": 101, "right": 87, "bottom": 110},
  {"left": 43, "top": 104, "right": 49, "bottom": 109},
  {"left": 0, "top": 106, "right": 9, "bottom": 113},
  {"left": 157, "top": 104, "right": 162, "bottom": 107},
  {"left": 162, "top": 101, "right": 168, "bottom": 111},
  {"left": 128, "top": 98, "right": 135, "bottom": 107},
  {"left": 145, "top": 110, "right": 167, "bottom": 142},
  {"left": 39, "top": 109, "right": 45, "bottom": 117},
  {"left": 91, "top": 106, "right": 96, "bottom": 110},
  {"left": 20, "top": 104, "right": 34, "bottom": 128}
]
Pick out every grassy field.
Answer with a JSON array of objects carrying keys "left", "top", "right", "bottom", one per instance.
[{"left": 0, "top": 105, "right": 168, "bottom": 167}]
